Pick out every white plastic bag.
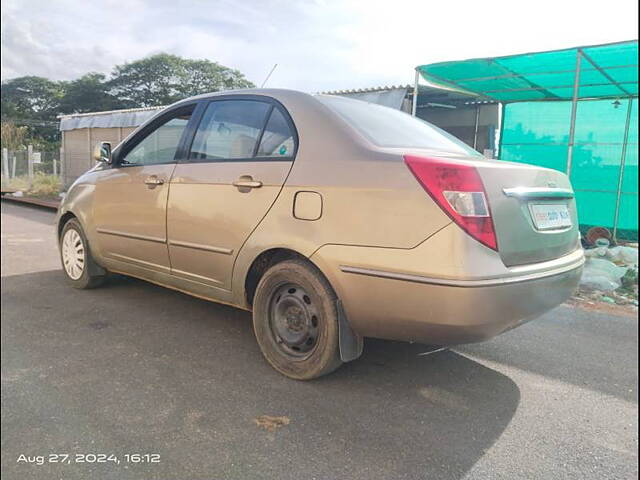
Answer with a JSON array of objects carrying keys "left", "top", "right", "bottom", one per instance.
[
  {"left": 580, "top": 258, "right": 628, "bottom": 291},
  {"left": 607, "top": 246, "right": 639, "bottom": 266},
  {"left": 584, "top": 246, "right": 609, "bottom": 258}
]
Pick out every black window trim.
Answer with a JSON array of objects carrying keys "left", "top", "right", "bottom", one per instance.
[
  {"left": 252, "top": 103, "right": 275, "bottom": 158},
  {"left": 112, "top": 101, "right": 201, "bottom": 168},
  {"left": 180, "top": 94, "right": 299, "bottom": 165}
]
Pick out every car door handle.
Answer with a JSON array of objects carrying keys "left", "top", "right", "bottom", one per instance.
[
  {"left": 232, "top": 176, "right": 262, "bottom": 189},
  {"left": 144, "top": 175, "right": 165, "bottom": 186}
]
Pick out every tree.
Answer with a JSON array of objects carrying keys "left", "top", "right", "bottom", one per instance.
[
  {"left": 109, "top": 53, "right": 254, "bottom": 107},
  {"left": 58, "top": 73, "right": 125, "bottom": 114},
  {"left": 0, "top": 122, "right": 28, "bottom": 150},
  {"left": 0, "top": 76, "right": 64, "bottom": 121},
  {"left": 179, "top": 59, "right": 255, "bottom": 97},
  {"left": 0, "top": 54, "right": 255, "bottom": 152}
]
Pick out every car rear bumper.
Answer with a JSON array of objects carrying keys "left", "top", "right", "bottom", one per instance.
[
  {"left": 337, "top": 259, "right": 582, "bottom": 345},
  {"left": 311, "top": 225, "right": 584, "bottom": 345}
]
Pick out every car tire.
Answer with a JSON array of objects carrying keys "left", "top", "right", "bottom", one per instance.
[
  {"left": 59, "top": 218, "right": 106, "bottom": 289},
  {"left": 253, "top": 259, "right": 343, "bottom": 380}
]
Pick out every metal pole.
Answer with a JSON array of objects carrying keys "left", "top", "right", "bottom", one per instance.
[
  {"left": 260, "top": 63, "right": 278, "bottom": 88},
  {"left": 2, "top": 148, "right": 8, "bottom": 179},
  {"left": 612, "top": 97, "right": 633, "bottom": 241},
  {"left": 496, "top": 102, "right": 504, "bottom": 159},
  {"left": 53, "top": 157, "right": 57, "bottom": 177},
  {"left": 27, "top": 144, "right": 34, "bottom": 179},
  {"left": 11, "top": 156, "right": 16, "bottom": 178},
  {"left": 60, "top": 146, "right": 65, "bottom": 187},
  {"left": 473, "top": 105, "right": 480, "bottom": 150},
  {"left": 412, "top": 69, "right": 419, "bottom": 117},
  {"left": 87, "top": 129, "right": 92, "bottom": 168},
  {"left": 566, "top": 50, "right": 582, "bottom": 176}
]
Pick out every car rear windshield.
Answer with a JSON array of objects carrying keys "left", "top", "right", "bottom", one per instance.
[{"left": 317, "top": 95, "right": 481, "bottom": 156}]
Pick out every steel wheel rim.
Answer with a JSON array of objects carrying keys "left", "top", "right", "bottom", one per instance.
[
  {"left": 268, "top": 283, "right": 320, "bottom": 358},
  {"left": 62, "top": 228, "right": 85, "bottom": 280}
]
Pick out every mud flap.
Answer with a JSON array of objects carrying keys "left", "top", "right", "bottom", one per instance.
[
  {"left": 337, "top": 299, "right": 363, "bottom": 362},
  {"left": 87, "top": 258, "right": 107, "bottom": 277},
  {"left": 85, "top": 241, "right": 106, "bottom": 277}
]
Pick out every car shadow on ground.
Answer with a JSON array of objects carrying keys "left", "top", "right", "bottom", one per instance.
[
  {"left": 2, "top": 270, "right": 520, "bottom": 480},
  {"left": 457, "top": 305, "right": 638, "bottom": 403}
]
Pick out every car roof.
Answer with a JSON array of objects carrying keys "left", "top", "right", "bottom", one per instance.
[{"left": 172, "top": 88, "right": 317, "bottom": 107}]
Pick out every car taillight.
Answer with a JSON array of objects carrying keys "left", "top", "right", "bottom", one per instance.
[{"left": 404, "top": 155, "right": 498, "bottom": 250}]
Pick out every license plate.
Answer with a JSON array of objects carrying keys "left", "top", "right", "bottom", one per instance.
[{"left": 529, "top": 204, "right": 572, "bottom": 230}]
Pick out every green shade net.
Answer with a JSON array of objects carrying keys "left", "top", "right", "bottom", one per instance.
[
  {"left": 417, "top": 41, "right": 638, "bottom": 102},
  {"left": 418, "top": 41, "right": 638, "bottom": 238},
  {"left": 500, "top": 98, "right": 637, "bottom": 237}
]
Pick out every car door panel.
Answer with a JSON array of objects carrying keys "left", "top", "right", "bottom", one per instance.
[
  {"left": 93, "top": 164, "right": 176, "bottom": 272},
  {"left": 166, "top": 97, "right": 297, "bottom": 290},
  {"left": 92, "top": 104, "right": 196, "bottom": 274},
  {"left": 168, "top": 161, "right": 292, "bottom": 287}
]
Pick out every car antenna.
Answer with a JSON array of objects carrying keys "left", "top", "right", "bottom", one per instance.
[{"left": 260, "top": 63, "right": 278, "bottom": 88}]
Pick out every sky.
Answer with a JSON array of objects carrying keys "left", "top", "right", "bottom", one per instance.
[{"left": 1, "top": 0, "right": 638, "bottom": 92}]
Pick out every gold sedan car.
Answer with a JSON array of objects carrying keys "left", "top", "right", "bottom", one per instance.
[{"left": 56, "top": 89, "right": 584, "bottom": 379}]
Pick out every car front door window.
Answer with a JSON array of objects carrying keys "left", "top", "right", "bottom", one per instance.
[{"left": 121, "top": 109, "right": 193, "bottom": 166}]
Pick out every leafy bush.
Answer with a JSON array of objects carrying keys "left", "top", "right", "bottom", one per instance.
[
  {"left": 619, "top": 267, "right": 638, "bottom": 299},
  {"left": 29, "top": 173, "right": 61, "bottom": 197},
  {"left": 2, "top": 175, "right": 30, "bottom": 192}
]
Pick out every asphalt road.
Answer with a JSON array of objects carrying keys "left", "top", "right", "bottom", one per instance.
[{"left": 1, "top": 200, "right": 638, "bottom": 480}]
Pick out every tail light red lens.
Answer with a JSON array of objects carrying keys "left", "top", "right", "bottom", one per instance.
[{"left": 404, "top": 155, "right": 498, "bottom": 250}]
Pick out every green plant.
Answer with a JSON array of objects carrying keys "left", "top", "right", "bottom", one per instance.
[
  {"left": 5, "top": 176, "right": 30, "bottom": 192},
  {"left": 1, "top": 174, "right": 61, "bottom": 197},
  {"left": 618, "top": 267, "right": 638, "bottom": 299},
  {"left": 0, "top": 122, "right": 28, "bottom": 150},
  {"left": 28, "top": 173, "right": 61, "bottom": 197}
]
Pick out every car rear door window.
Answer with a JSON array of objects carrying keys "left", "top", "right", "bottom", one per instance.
[
  {"left": 189, "top": 100, "right": 271, "bottom": 161},
  {"left": 256, "top": 108, "right": 296, "bottom": 158}
]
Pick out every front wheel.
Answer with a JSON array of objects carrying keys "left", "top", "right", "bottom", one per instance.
[
  {"left": 252, "top": 259, "right": 343, "bottom": 380},
  {"left": 59, "top": 218, "right": 106, "bottom": 289}
]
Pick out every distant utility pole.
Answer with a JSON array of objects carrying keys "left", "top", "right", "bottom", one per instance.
[
  {"left": 60, "top": 146, "right": 65, "bottom": 184},
  {"left": 261, "top": 64, "right": 278, "bottom": 88},
  {"left": 2, "top": 148, "right": 8, "bottom": 178},
  {"left": 27, "top": 144, "right": 34, "bottom": 179}
]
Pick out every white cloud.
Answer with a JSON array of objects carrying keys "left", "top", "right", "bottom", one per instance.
[{"left": 1, "top": 0, "right": 638, "bottom": 92}]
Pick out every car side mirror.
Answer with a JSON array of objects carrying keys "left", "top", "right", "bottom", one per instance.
[{"left": 93, "top": 141, "right": 112, "bottom": 164}]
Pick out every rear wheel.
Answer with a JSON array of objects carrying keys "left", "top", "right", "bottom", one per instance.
[
  {"left": 60, "top": 218, "right": 106, "bottom": 289},
  {"left": 253, "top": 259, "right": 343, "bottom": 380}
]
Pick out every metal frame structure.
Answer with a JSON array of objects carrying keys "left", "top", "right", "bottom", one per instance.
[
  {"left": 411, "top": 77, "right": 497, "bottom": 154},
  {"left": 566, "top": 50, "right": 582, "bottom": 177},
  {"left": 414, "top": 40, "right": 639, "bottom": 239},
  {"left": 613, "top": 97, "right": 634, "bottom": 239}
]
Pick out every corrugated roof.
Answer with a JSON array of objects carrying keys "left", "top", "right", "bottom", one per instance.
[
  {"left": 319, "top": 84, "right": 412, "bottom": 95},
  {"left": 320, "top": 84, "right": 493, "bottom": 108},
  {"left": 57, "top": 105, "right": 165, "bottom": 119},
  {"left": 58, "top": 105, "right": 166, "bottom": 131},
  {"left": 319, "top": 85, "right": 412, "bottom": 110}
]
